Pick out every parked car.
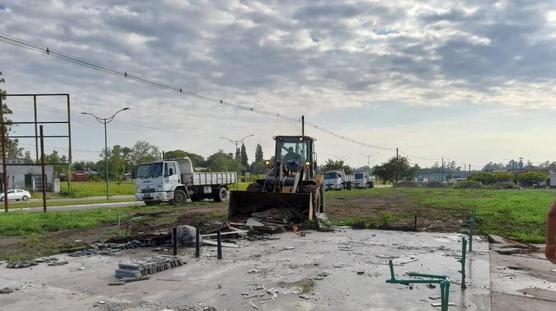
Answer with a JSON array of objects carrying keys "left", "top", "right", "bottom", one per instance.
[{"left": 0, "top": 189, "right": 31, "bottom": 201}]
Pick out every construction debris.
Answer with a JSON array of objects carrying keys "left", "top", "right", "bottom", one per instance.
[
  {"left": 114, "top": 255, "right": 184, "bottom": 281},
  {"left": 5, "top": 261, "right": 38, "bottom": 269},
  {"left": 67, "top": 240, "right": 145, "bottom": 257}
]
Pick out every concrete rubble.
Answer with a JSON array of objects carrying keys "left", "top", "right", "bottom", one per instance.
[{"left": 115, "top": 255, "right": 184, "bottom": 280}]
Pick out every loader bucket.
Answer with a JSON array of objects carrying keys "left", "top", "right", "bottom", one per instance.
[{"left": 228, "top": 190, "right": 312, "bottom": 222}]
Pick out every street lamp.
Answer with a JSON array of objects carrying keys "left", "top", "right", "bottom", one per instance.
[
  {"left": 81, "top": 107, "right": 130, "bottom": 200},
  {"left": 220, "top": 134, "right": 254, "bottom": 190}
]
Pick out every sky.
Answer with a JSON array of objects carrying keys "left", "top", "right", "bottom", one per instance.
[{"left": 1, "top": 0, "right": 556, "bottom": 169}]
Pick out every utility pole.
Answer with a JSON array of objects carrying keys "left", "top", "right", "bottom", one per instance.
[
  {"left": 395, "top": 148, "right": 399, "bottom": 185},
  {"left": 441, "top": 156, "right": 444, "bottom": 183},
  {"left": 220, "top": 134, "right": 254, "bottom": 190},
  {"left": 81, "top": 107, "right": 130, "bottom": 200},
  {"left": 301, "top": 115, "right": 305, "bottom": 137},
  {"left": 0, "top": 96, "right": 7, "bottom": 213}
]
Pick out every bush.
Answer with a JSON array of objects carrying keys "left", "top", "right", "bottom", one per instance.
[
  {"left": 516, "top": 171, "right": 548, "bottom": 187},
  {"left": 494, "top": 172, "right": 513, "bottom": 183},
  {"left": 394, "top": 181, "right": 422, "bottom": 188},
  {"left": 488, "top": 182, "right": 520, "bottom": 190},
  {"left": 469, "top": 172, "right": 497, "bottom": 185},
  {"left": 454, "top": 180, "right": 483, "bottom": 189}
]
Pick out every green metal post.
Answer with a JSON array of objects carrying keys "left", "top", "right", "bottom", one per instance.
[
  {"left": 459, "top": 237, "right": 467, "bottom": 289},
  {"left": 466, "top": 210, "right": 476, "bottom": 252}
]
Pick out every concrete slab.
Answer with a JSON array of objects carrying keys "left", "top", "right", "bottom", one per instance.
[
  {"left": 490, "top": 250, "right": 556, "bottom": 311},
  {"left": 0, "top": 229, "right": 490, "bottom": 310}
]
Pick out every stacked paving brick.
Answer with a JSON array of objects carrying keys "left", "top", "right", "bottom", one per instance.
[{"left": 115, "top": 255, "right": 183, "bottom": 279}]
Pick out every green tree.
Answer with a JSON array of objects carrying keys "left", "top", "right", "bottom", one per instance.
[
  {"left": 255, "top": 144, "right": 263, "bottom": 162},
  {"left": 240, "top": 143, "right": 248, "bottom": 169},
  {"left": 322, "top": 159, "right": 353, "bottom": 175},
  {"left": 206, "top": 150, "right": 239, "bottom": 172},
  {"left": 373, "top": 156, "right": 419, "bottom": 184},
  {"left": 44, "top": 150, "right": 68, "bottom": 177},
  {"left": 0, "top": 71, "right": 23, "bottom": 158},
  {"left": 516, "top": 171, "right": 548, "bottom": 187},
  {"left": 164, "top": 149, "right": 206, "bottom": 167},
  {"left": 127, "top": 141, "right": 160, "bottom": 165},
  {"left": 469, "top": 172, "right": 497, "bottom": 185},
  {"left": 494, "top": 172, "right": 513, "bottom": 183},
  {"left": 23, "top": 150, "right": 33, "bottom": 164}
]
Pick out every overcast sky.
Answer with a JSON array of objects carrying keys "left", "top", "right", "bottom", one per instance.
[{"left": 2, "top": 0, "right": 556, "bottom": 168}]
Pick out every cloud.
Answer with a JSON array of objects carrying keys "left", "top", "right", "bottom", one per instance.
[{"left": 1, "top": 0, "right": 556, "bottom": 166}]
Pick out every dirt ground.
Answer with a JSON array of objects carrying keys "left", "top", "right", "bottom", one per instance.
[
  {"left": 0, "top": 192, "right": 478, "bottom": 260},
  {"left": 0, "top": 203, "right": 229, "bottom": 260},
  {"left": 326, "top": 192, "right": 470, "bottom": 232}
]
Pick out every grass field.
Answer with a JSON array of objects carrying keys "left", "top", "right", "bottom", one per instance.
[
  {"left": 59, "top": 181, "right": 136, "bottom": 197},
  {"left": 326, "top": 187, "right": 555, "bottom": 243},
  {"left": 3, "top": 197, "right": 136, "bottom": 209}
]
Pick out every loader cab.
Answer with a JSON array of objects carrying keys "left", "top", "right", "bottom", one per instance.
[{"left": 274, "top": 135, "right": 316, "bottom": 179}]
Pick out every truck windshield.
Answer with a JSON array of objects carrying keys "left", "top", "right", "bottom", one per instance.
[
  {"left": 355, "top": 173, "right": 364, "bottom": 179},
  {"left": 136, "top": 163, "right": 163, "bottom": 179},
  {"left": 324, "top": 172, "right": 338, "bottom": 179}
]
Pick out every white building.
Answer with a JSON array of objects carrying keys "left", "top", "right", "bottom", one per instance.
[
  {"left": 550, "top": 169, "right": 556, "bottom": 188},
  {"left": 0, "top": 159, "right": 58, "bottom": 192}
]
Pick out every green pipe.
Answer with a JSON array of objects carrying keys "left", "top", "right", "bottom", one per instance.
[
  {"left": 459, "top": 237, "right": 467, "bottom": 289},
  {"left": 386, "top": 260, "right": 451, "bottom": 310},
  {"left": 406, "top": 272, "right": 448, "bottom": 279}
]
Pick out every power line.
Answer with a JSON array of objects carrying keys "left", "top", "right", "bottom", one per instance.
[{"left": 0, "top": 33, "right": 435, "bottom": 159}]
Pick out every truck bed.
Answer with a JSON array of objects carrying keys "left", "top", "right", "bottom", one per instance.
[{"left": 182, "top": 172, "right": 237, "bottom": 186}]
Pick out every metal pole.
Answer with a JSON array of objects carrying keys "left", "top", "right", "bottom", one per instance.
[
  {"left": 395, "top": 148, "right": 399, "bottom": 185},
  {"left": 104, "top": 119, "right": 109, "bottom": 200},
  {"left": 172, "top": 227, "right": 178, "bottom": 256},
  {"left": 0, "top": 97, "right": 7, "bottom": 213},
  {"left": 195, "top": 227, "right": 200, "bottom": 258},
  {"left": 33, "top": 95, "right": 39, "bottom": 162},
  {"left": 217, "top": 230, "right": 222, "bottom": 260},
  {"left": 40, "top": 126, "right": 47, "bottom": 212},
  {"left": 441, "top": 156, "right": 444, "bottom": 183},
  {"left": 235, "top": 141, "right": 239, "bottom": 190},
  {"left": 301, "top": 115, "right": 304, "bottom": 137},
  {"left": 66, "top": 94, "right": 72, "bottom": 191}
]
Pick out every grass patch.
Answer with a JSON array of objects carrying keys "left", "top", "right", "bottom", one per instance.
[
  {"left": 326, "top": 187, "right": 554, "bottom": 243},
  {"left": 4, "top": 197, "right": 135, "bottom": 209},
  {"left": 59, "top": 181, "right": 135, "bottom": 197}
]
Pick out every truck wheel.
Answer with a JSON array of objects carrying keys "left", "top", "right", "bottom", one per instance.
[
  {"left": 172, "top": 189, "right": 188, "bottom": 205},
  {"left": 213, "top": 187, "right": 228, "bottom": 202}
]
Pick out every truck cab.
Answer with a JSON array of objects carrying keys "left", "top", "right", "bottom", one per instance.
[
  {"left": 353, "top": 172, "right": 374, "bottom": 189},
  {"left": 135, "top": 157, "right": 236, "bottom": 205},
  {"left": 323, "top": 170, "right": 346, "bottom": 191}
]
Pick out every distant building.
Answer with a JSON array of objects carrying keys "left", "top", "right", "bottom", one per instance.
[
  {"left": 550, "top": 169, "right": 556, "bottom": 188},
  {"left": 0, "top": 159, "right": 58, "bottom": 192},
  {"left": 72, "top": 170, "right": 92, "bottom": 182}
]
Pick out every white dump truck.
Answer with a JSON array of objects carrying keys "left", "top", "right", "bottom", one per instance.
[
  {"left": 353, "top": 172, "right": 375, "bottom": 189},
  {"left": 323, "top": 170, "right": 354, "bottom": 191},
  {"left": 135, "top": 157, "right": 236, "bottom": 205}
]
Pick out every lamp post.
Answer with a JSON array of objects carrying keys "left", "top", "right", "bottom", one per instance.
[
  {"left": 81, "top": 107, "right": 130, "bottom": 200},
  {"left": 220, "top": 134, "right": 254, "bottom": 190}
]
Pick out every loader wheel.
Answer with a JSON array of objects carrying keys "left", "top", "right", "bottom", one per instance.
[
  {"left": 172, "top": 189, "right": 188, "bottom": 206},
  {"left": 247, "top": 183, "right": 261, "bottom": 192},
  {"left": 213, "top": 187, "right": 228, "bottom": 202},
  {"left": 319, "top": 186, "right": 325, "bottom": 213}
]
